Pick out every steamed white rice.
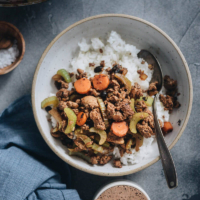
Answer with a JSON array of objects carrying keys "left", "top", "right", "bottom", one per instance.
[
  {"left": 71, "top": 31, "right": 153, "bottom": 91},
  {"left": 51, "top": 31, "right": 170, "bottom": 166}
]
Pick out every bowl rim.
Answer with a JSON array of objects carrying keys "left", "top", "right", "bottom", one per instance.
[
  {"left": 31, "top": 14, "right": 193, "bottom": 176},
  {"left": 93, "top": 180, "right": 151, "bottom": 200},
  {"left": 0, "top": 21, "right": 25, "bottom": 75}
]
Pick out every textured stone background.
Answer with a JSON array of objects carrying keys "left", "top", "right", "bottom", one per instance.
[{"left": 0, "top": 1, "right": 199, "bottom": 200}]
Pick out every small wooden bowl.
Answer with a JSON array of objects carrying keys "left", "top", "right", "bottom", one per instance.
[{"left": 0, "top": 21, "right": 25, "bottom": 75}]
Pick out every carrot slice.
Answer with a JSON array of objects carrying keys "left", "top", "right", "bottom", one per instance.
[
  {"left": 74, "top": 78, "right": 91, "bottom": 94},
  {"left": 76, "top": 112, "right": 87, "bottom": 126},
  {"left": 93, "top": 74, "right": 109, "bottom": 91},
  {"left": 111, "top": 121, "right": 129, "bottom": 137},
  {"left": 162, "top": 122, "right": 173, "bottom": 135}
]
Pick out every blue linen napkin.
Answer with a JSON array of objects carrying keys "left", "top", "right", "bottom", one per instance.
[{"left": 0, "top": 95, "right": 81, "bottom": 200}]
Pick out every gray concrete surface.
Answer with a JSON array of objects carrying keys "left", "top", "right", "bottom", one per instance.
[{"left": 0, "top": 1, "right": 199, "bottom": 200}]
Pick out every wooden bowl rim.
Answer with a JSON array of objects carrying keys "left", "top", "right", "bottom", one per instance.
[
  {"left": 0, "top": 21, "right": 25, "bottom": 75},
  {"left": 0, "top": 0, "right": 46, "bottom": 7}
]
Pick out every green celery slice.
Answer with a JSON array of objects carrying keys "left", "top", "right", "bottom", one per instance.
[
  {"left": 64, "top": 108, "right": 77, "bottom": 134},
  {"left": 129, "top": 112, "right": 149, "bottom": 134},
  {"left": 57, "top": 69, "right": 71, "bottom": 83},
  {"left": 41, "top": 96, "right": 59, "bottom": 108}
]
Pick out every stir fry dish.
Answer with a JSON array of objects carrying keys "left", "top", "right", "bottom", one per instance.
[{"left": 41, "top": 62, "right": 180, "bottom": 168}]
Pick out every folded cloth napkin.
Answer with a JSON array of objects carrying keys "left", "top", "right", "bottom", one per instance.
[{"left": 0, "top": 95, "right": 81, "bottom": 200}]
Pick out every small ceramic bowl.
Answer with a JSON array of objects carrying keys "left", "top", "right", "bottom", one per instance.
[
  {"left": 0, "top": 21, "right": 25, "bottom": 75},
  {"left": 93, "top": 180, "right": 151, "bottom": 200},
  {"left": 32, "top": 14, "right": 193, "bottom": 176}
]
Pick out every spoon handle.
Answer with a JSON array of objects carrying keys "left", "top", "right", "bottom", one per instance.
[{"left": 153, "top": 95, "right": 178, "bottom": 189}]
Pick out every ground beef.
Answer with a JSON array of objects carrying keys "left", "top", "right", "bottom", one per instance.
[
  {"left": 143, "top": 108, "right": 155, "bottom": 130},
  {"left": 106, "top": 132, "right": 124, "bottom": 144},
  {"left": 116, "top": 99, "right": 134, "bottom": 119},
  {"left": 69, "top": 72, "right": 74, "bottom": 77},
  {"left": 100, "top": 60, "right": 105, "bottom": 67},
  {"left": 90, "top": 108, "right": 106, "bottom": 130},
  {"left": 75, "top": 99, "right": 81, "bottom": 104},
  {"left": 111, "top": 79, "right": 120, "bottom": 86},
  {"left": 159, "top": 94, "right": 173, "bottom": 112},
  {"left": 57, "top": 80, "right": 69, "bottom": 89},
  {"left": 72, "top": 109, "right": 79, "bottom": 115},
  {"left": 99, "top": 155, "right": 112, "bottom": 165},
  {"left": 89, "top": 88, "right": 100, "bottom": 97},
  {"left": 91, "top": 156, "right": 100, "bottom": 165},
  {"left": 148, "top": 81, "right": 158, "bottom": 96},
  {"left": 148, "top": 64, "right": 154, "bottom": 70},
  {"left": 59, "top": 120, "right": 67, "bottom": 132},
  {"left": 107, "top": 102, "right": 116, "bottom": 118},
  {"left": 81, "top": 96, "right": 99, "bottom": 109},
  {"left": 166, "top": 89, "right": 177, "bottom": 97},
  {"left": 50, "top": 128, "right": 61, "bottom": 138},
  {"left": 74, "top": 138, "right": 87, "bottom": 150},
  {"left": 89, "top": 63, "right": 95, "bottom": 67},
  {"left": 173, "top": 100, "right": 181, "bottom": 108},
  {"left": 130, "top": 83, "right": 143, "bottom": 100},
  {"left": 76, "top": 69, "right": 88, "bottom": 79},
  {"left": 66, "top": 132, "right": 74, "bottom": 140},
  {"left": 81, "top": 124, "right": 89, "bottom": 131},
  {"left": 164, "top": 75, "right": 177, "bottom": 90},
  {"left": 118, "top": 91, "right": 126, "bottom": 99},
  {"left": 66, "top": 101, "right": 79, "bottom": 109},
  {"left": 58, "top": 101, "right": 68, "bottom": 110},
  {"left": 105, "top": 67, "right": 111, "bottom": 73},
  {"left": 91, "top": 155, "right": 112, "bottom": 165},
  {"left": 107, "top": 99, "right": 134, "bottom": 121},
  {"left": 113, "top": 111, "right": 124, "bottom": 121},
  {"left": 136, "top": 123, "right": 153, "bottom": 138},
  {"left": 113, "top": 159, "right": 122, "bottom": 168},
  {"left": 107, "top": 95, "right": 119, "bottom": 103},
  {"left": 163, "top": 76, "right": 181, "bottom": 110},
  {"left": 120, "top": 67, "right": 128, "bottom": 75},
  {"left": 56, "top": 88, "right": 70, "bottom": 100},
  {"left": 135, "top": 101, "right": 147, "bottom": 112}
]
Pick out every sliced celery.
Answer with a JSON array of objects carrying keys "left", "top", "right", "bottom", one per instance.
[
  {"left": 57, "top": 69, "right": 71, "bottom": 83},
  {"left": 41, "top": 96, "right": 59, "bottom": 108},
  {"left": 64, "top": 108, "right": 77, "bottom": 134},
  {"left": 129, "top": 112, "right": 149, "bottom": 134},
  {"left": 89, "top": 127, "right": 107, "bottom": 145},
  {"left": 130, "top": 98, "right": 136, "bottom": 112},
  {"left": 115, "top": 73, "right": 132, "bottom": 94},
  {"left": 68, "top": 151, "right": 92, "bottom": 164}
]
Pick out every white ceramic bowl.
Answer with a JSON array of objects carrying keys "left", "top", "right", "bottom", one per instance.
[
  {"left": 32, "top": 14, "right": 193, "bottom": 176},
  {"left": 93, "top": 180, "right": 151, "bottom": 200}
]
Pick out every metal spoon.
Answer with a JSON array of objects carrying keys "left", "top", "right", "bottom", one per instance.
[{"left": 138, "top": 49, "right": 178, "bottom": 189}]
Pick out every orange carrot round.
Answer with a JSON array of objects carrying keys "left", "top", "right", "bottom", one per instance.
[
  {"left": 93, "top": 74, "right": 109, "bottom": 91},
  {"left": 111, "top": 121, "right": 128, "bottom": 137},
  {"left": 162, "top": 122, "right": 173, "bottom": 135},
  {"left": 76, "top": 112, "right": 87, "bottom": 126},
  {"left": 74, "top": 78, "right": 91, "bottom": 94}
]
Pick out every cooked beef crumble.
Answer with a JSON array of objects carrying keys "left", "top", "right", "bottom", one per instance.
[{"left": 114, "top": 159, "right": 122, "bottom": 168}]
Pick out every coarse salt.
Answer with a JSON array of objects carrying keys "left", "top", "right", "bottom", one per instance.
[{"left": 0, "top": 40, "right": 19, "bottom": 69}]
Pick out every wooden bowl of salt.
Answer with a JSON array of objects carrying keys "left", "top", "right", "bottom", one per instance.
[{"left": 0, "top": 21, "right": 25, "bottom": 75}]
